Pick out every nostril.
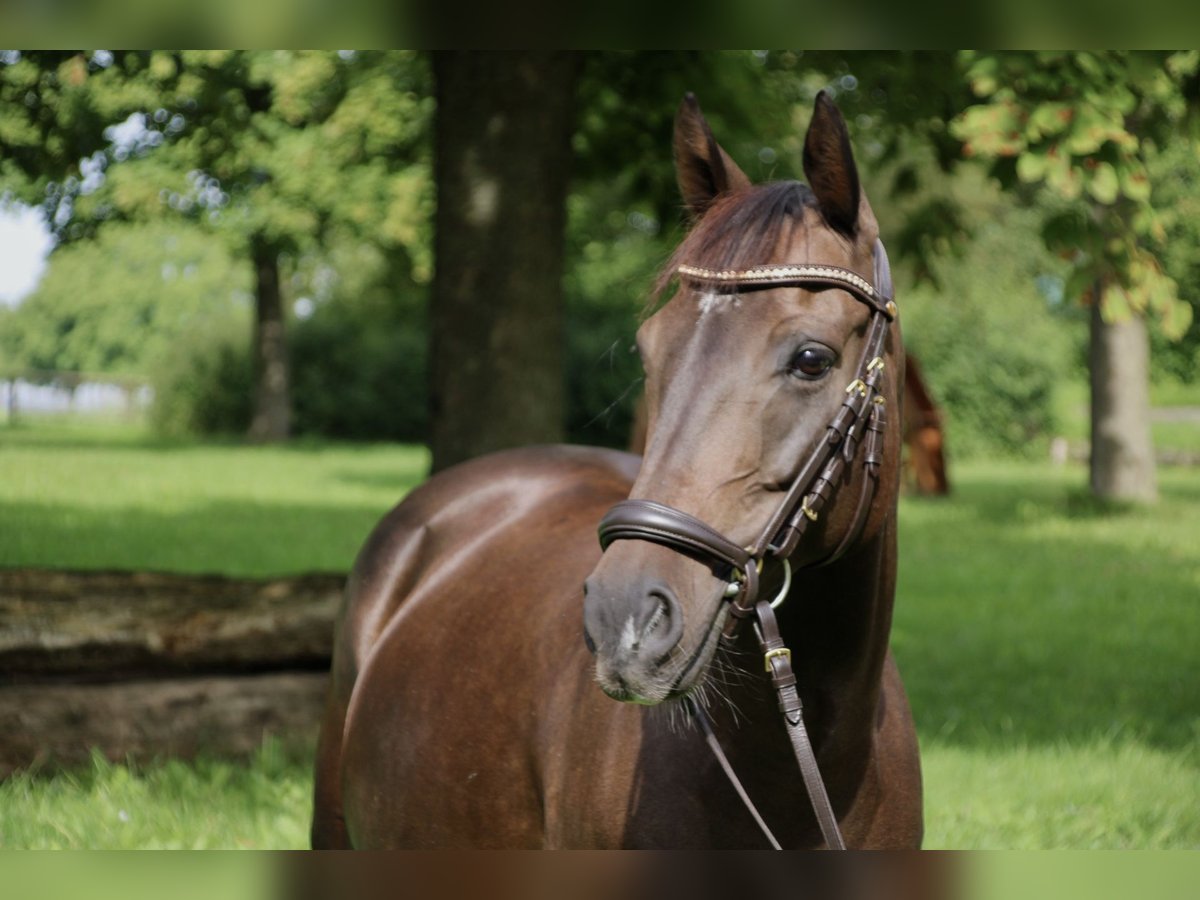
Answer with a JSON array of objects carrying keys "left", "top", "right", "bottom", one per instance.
[
  {"left": 641, "top": 587, "right": 684, "bottom": 661},
  {"left": 583, "top": 626, "right": 597, "bottom": 654},
  {"left": 644, "top": 590, "right": 670, "bottom": 634}
]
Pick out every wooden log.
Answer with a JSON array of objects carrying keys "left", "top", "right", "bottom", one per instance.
[
  {"left": 0, "top": 671, "right": 328, "bottom": 776},
  {"left": 0, "top": 568, "right": 343, "bottom": 680}
]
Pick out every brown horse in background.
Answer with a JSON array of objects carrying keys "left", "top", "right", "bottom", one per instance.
[
  {"left": 312, "top": 92, "right": 922, "bottom": 848},
  {"left": 902, "top": 354, "right": 951, "bottom": 495}
]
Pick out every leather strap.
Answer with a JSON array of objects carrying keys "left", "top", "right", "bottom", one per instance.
[
  {"left": 754, "top": 600, "right": 846, "bottom": 849},
  {"left": 686, "top": 697, "right": 783, "bottom": 849},
  {"left": 598, "top": 499, "right": 751, "bottom": 574}
]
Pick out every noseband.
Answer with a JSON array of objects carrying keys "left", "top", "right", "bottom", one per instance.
[{"left": 595, "top": 238, "right": 897, "bottom": 849}]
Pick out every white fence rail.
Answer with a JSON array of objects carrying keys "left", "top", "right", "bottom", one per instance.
[{"left": 2, "top": 372, "right": 152, "bottom": 420}]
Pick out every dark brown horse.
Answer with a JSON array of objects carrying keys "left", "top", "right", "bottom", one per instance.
[{"left": 312, "top": 92, "right": 922, "bottom": 849}]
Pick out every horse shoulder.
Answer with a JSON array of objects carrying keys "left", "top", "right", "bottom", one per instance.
[
  {"left": 330, "top": 445, "right": 640, "bottom": 847},
  {"left": 338, "top": 445, "right": 638, "bottom": 677}
]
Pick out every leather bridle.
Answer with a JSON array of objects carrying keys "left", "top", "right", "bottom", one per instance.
[{"left": 595, "top": 238, "right": 897, "bottom": 849}]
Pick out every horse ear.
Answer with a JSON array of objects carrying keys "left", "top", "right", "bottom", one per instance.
[
  {"left": 673, "top": 93, "right": 751, "bottom": 220},
  {"left": 802, "top": 91, "right": 861, "bottom": 236}
]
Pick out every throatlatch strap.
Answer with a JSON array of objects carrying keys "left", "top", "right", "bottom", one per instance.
[{"left": 686, "top": 698, "right": 782, "bottom": 850}]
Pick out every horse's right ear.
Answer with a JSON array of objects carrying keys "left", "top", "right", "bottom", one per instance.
[{"left": 673, "top": 93, "right": 751, "bottom": 220}]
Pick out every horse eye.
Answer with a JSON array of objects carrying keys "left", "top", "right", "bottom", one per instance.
[{"left": 788, "top": 346, "right": 835, "bottom": 379}]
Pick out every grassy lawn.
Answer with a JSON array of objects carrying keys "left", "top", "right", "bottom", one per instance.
[
  {"left": 0, "top": 418, "right": 428, "bottom": 575},
  {"left": 1054, "top": 378, "right": 1200, "bottom": 455},
  {"left": 1, "top": 420, "right": 1197, "bottom": 848},
  {"left": 894, "top": 461, "right": 1200, "bottom": 848}
]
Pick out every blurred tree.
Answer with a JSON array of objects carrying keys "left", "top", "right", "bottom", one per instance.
[
  {"left": 754, "top": 52, "right": 1198, "bottom": 497},
  {"left": 566, "top": 51, "right": 793, "bottom": 448},
  {"left": 950, "top": 51, "right": 1199, "bottom": 502},
  {"left": 1148, "top": 138, "right": 1200, "bottom": 386},
  {"left": 0, "top": 50, "right": 432, "bottom": 442},
  {"left": 428, "top": 51, "right": 580, "bottom": 472},
  {"left": 0, "top": 221, "right": 248, "bottom": 376}
]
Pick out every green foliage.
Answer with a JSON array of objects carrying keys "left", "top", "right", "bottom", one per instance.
[
  {"left": 149, "top": 312, "right": 253, "bottom": 436},
  {"left": 1148, "top": 138, "right": 1200, "bottom": 384},
  {"left": 951, "top": 51, "right": 1198, "bottom": 339},
  {"left": 0, "top": 221, "right": 249, "bottom": 377},
  {"left": 563, "top": 184, "right": 673, "bottom": 448},
  {"left": 2, "top": 51, "right": 434, "bottom": 258},
  {"left": 148, "top": 236, "right": 431, "bottom": 442},
  {"left": 900, "top": 208, "right": 1075, "bottom": 458},
  {"left": 289, "top": 280, "right": 428, "bottom": 443},
  {"left": 1, "top": 51, "right": 435, "bottom": 442}
]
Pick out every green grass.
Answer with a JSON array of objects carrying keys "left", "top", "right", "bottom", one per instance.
[
  {"left": 894, "top": 460, "right": 1200, "bottom": 848},
  {"left": 1150, "top": 377, "right": 1200, "bottom": 408},
  {"left": 0, "top": 741, "right": 312, "bottom": 850},
  {"left": 0, "top": 419, "right": 428, "bottom": 576},
  {"left": 1054, "top": 379, "right": 1200, "bottom": 454},
  {"left": 1, "top": 421, "right": 1197, "bottom": 848}
]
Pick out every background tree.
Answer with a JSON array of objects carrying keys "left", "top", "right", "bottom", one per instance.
[
  {"left": 949, "top": 51, "right": 1199, "bottom": 501},
  {"left": 428, "top": 51, "right": 580, "bottom": 472},
  {"left": 0, "top": 50, "right": 432, "bottom": 442},
  {"left": 0, "top": 221, "right": 248, "bottom": 377}
]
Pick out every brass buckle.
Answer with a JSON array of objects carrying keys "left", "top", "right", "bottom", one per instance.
[
  {"left": 867, "top": 356, "right": 885, "bottom": 373},
  {"left": 764, "top": 647, "right": 792, "bottom": 672},
  {"left": 845, "top": 378, "right": 867, "bottom": 397},
  {"left": 800, "top": 498, "right": 819, "bottom": 522}
]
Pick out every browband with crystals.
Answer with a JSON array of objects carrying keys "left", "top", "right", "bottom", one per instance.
[{"left": 677, "top": 262, "right": 896, "bottom": 320}]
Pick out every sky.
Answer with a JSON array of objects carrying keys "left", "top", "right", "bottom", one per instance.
[{"left": 0, "top": 203, "right": 54, "bottom": 307}]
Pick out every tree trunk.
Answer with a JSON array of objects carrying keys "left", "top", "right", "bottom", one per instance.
[
  {"left": 248, "top": 236, "right": 291, "bottom": 442},
  {"left": 429, "top": 51, "right": 581, "bottom": 473},
  {"left": 1089, "top": 291, "right": 1157, "bottom": 502}
]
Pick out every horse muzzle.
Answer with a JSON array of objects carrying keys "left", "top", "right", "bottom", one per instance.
[{"left": 582, "top": 567, "right": 689, "bottom": 704}]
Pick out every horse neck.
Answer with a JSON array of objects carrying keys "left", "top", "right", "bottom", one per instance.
[{"left": 764, "top": 507, "right": 898, "bottom": 755}]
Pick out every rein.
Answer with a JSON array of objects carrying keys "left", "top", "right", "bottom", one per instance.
[{"left": 596, "top": 238, "right": 897, "bottom": 850}]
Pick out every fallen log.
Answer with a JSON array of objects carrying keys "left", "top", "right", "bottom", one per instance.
[
  {"left": 0, "top": 568, "right": 344, "bottom": 681},
  {"left": 0, "top": 568, "right": 343, "bottom": 775},
  {"left": 0, "top": 671, "right": 328, "bottom": 776}
]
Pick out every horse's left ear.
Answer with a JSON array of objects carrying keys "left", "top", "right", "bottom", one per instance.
[
  {"left": 803, "top": 91, "right": 861, "bottom": 237},
  {"left": 674, "top": 93, "right": 751, "bottom": 220}
]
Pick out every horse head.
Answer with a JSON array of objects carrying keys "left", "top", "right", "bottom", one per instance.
[{"left": 583, "top": 92, "right": 901, "bottom": 705}]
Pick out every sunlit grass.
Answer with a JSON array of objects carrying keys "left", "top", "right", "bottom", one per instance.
[
  {"left": 0, "top": 421, "right": 1197, "bottom": 847},
  {"left": 922, "top": 738, "right": 1200, "bottom": 849},
  {"left": 894, "top": 460, "right": 1200, "bottom": 849},
  {"left": 0, "top": 740, "right": 312, "bottom": 849},
  {"left": 0, "top": 418, "right": 428, "bottom": 575}
]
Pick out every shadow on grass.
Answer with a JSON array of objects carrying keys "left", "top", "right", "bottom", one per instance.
[{"left": 894, "top": 465, "right": 1200, "bottom": 756}]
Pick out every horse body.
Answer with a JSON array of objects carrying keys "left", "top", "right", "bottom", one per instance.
[
  {"left": 315, "top": 446, "right": 919, "bottom": 848},
  {"left": 313, "top": 92, "right": 923, "bottom": 849}
]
